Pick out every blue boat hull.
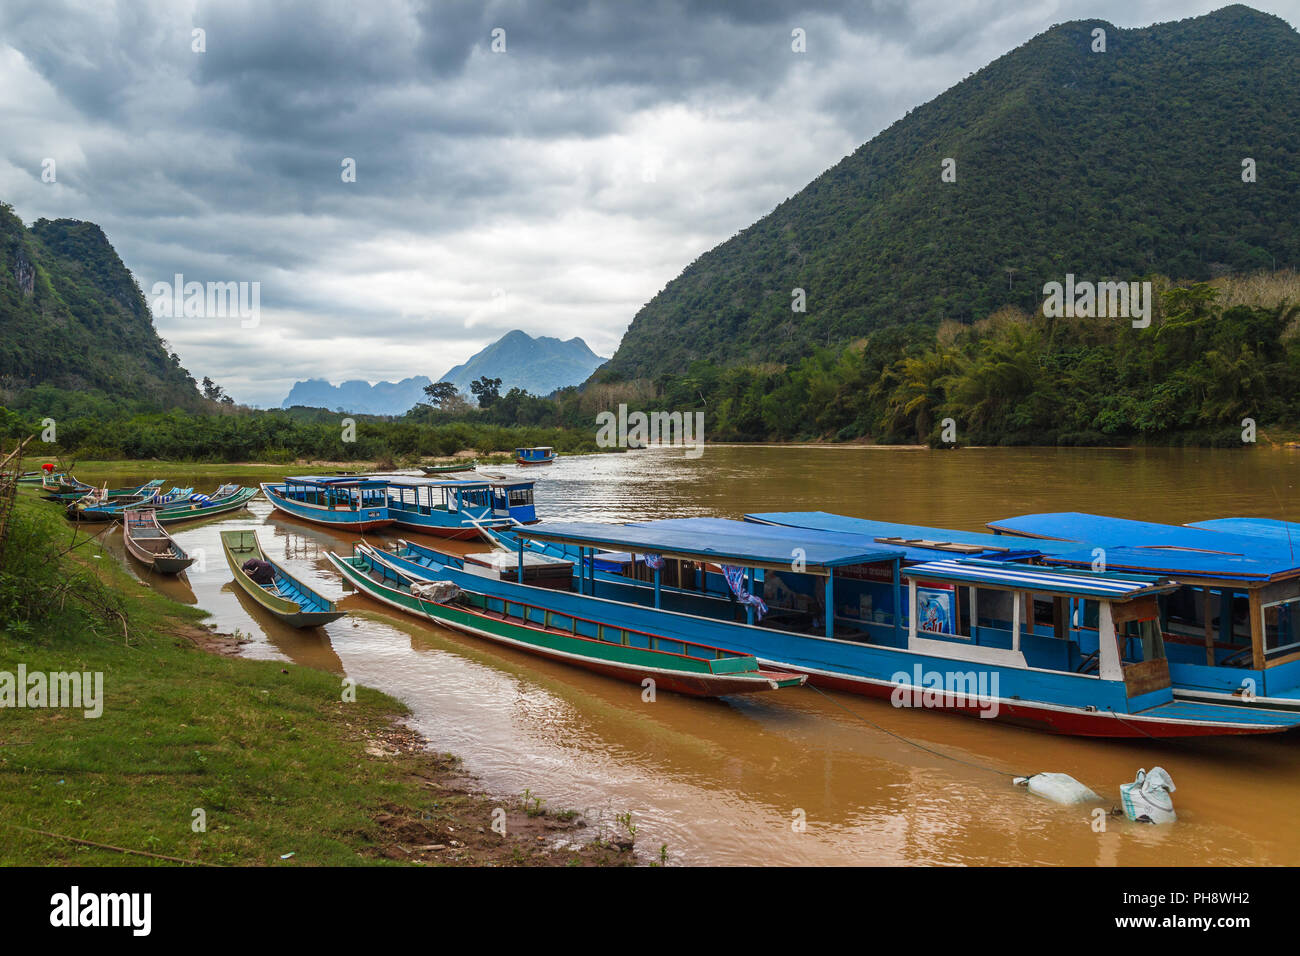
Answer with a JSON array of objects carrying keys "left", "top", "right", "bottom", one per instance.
[{"left": 369, "top": 543, "right": 1300, "bottom": 737}]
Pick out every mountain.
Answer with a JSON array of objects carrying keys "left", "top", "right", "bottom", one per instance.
[
  {"left": 0, "top": 204, "right": 202, "bottom": 408},
  {"left": 439, "top": 330, "right": 607, "bottom": 396},
  {"left": 280, "top": 376, "right": 432, "bottom": 416},
  {"left": 598, "top": 5, "right": 1300, "bottom": 382}
]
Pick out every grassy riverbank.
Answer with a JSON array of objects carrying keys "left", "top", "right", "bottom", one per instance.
[{"left": 0, "top": 496, "right": 632, "bottom": 866}]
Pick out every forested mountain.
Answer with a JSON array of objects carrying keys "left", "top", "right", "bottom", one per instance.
[
  {"left": 0, "top": 203, "right": 202, "bottom": 409},
  {"left": 599, "top": 5, "right": 1300, "bottom": 381}
]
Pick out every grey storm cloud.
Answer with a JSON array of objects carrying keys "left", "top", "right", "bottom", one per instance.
[{"left": 2, "top": 0, "right": 1298, "bottom": 405}]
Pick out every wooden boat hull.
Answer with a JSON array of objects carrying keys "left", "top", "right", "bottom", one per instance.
[
  {"left": 330, "top": 548, "right": 804, "bottom": 698},
  {"left": 515, "top": 457, "right": 556, "bottom": 466},
  {"left": 123, "top": 509, "right": 195, "bottom": 575},
  {"left": 377, "top": 543, "right": 1300, "bottom": 738},
  {"left": 420, "top": 462, "right": 477, "bottom": 474},
  {"left": 260, "top": 483, "right": 395, "bottom": 531},
  {"left": 221, "top": 529, "right": 346, "bottom": 629},
  {"left": 150, "top": 488, "right": 259, "bottom": 524}
]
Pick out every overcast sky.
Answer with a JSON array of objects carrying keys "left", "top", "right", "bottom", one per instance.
[{"left": 2, "top": 0, "right": 1297, "bottom": 406}]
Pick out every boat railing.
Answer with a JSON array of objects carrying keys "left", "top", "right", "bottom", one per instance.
[{"left": 460, "top": 585, "right": 748, "bottom": 664}]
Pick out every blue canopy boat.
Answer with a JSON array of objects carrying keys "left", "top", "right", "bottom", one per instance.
[
  {"left": 371, "top": 474, "right": 536, "bottom": 538},
  {"left": 986, "top": 512, "right": 1300, "bottom": 711},
  {"left": 362, "top": 517, "right": 1300, "bottom": 737},
  {"left": 515, "top": 446, "right": 557, "bottom": 466},
  {"left": 261, "top": 476, "right": 395, "bottom": 531}
]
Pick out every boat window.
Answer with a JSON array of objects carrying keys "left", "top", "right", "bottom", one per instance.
[{"left": 1263, "top": 597, "right": 1300, "bottom": 656}]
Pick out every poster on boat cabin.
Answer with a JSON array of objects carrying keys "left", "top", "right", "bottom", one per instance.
[{"left": 916, "top": 584, "right": 955, "bottom": 635}]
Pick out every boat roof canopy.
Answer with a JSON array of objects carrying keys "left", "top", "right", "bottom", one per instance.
[
  {"left": 905, "top": 558, "right": 1174, "bottom": 599},
  {"left": 523, "top": 517, "right": 904, "bottom": 574},
  {"left": 986, "top": 512, "right": 1300, "bottom": 582},
  {"left": 746, "top": 511, "right": 1074, "bottom": 562},
  {"left": 284, "top": 475, "right": 389, "bottom": 489}
]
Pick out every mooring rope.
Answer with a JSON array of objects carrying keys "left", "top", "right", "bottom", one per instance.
[{"left": 804, "top": 682, "right": 1029, "bottom": 780}]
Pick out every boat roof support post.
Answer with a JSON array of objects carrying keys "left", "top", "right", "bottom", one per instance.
[
  {"left": 747, "top": 568, "right": 756, "bottom": 626},
  {"left": 1250, "top": 589, "right": 1264, "bottom": 671},
  {"left": 892, "top": 559, "right": 902, "bottom": 644},
  {"left": 518, "top": 536, "right": 524, "bottom": 583},
  {"left": 1097, "top": 601, "right": 1124, "bottom": 681},
  {"left": 907, "top": 579, "right": 917, "bottom": 644},
  {"left": 1011, "top": 590, "right": 1021, "bottom": 652},
  {"left": 824, "top": 572, "right": 833, "bottom": 638},
  {"left": 653, "top": 563, "right": 661, "bottom": 609}
]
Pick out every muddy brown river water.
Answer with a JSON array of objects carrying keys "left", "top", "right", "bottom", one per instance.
[{"left": 90, "top": 445, "right": 1300, "bottom": 865}]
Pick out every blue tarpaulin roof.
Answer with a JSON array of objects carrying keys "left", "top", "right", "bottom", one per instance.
[
  {"left": 905, "top": 558, "right": 1172, "bottom": 598},
  {"left": 285, "top": 476, "right": 388, "bottom": 488},
  {"left": 985, "top": 512, "right": 1300, "bottom": 582},
  {"left": 1186, "top": 517, "right": 1300, "bottom": 549},
  {"left": 746, "top": 511, "right": 1072, "bottom": 562},
  {"left": 522, "top": 517, "right": 903, "bottom": 572}
]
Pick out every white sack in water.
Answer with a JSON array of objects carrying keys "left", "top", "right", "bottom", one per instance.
[
  {"left": 410, "top": 581, "right": 461, "bottom": 603},
  {"left": 1120, "top": 767, "right": 1176, "bottom": 824},
  {"left": 1013, "top": 772, "right": 1102, "bottom": 805}
]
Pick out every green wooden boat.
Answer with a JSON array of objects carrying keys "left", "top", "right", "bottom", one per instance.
[
  {"left": 221, "top": 529, "right": 346, "bottom": 628},
  {"left": 420, "top": 461, "right": 478, "bottom": 474},
  {"left": 74, "top": 484, "right": 259, "bottom": 523},
  {"left": 46, "top": 478, "right": 166, "bottom": 504},
  {"left": 328, "top": 543, "right": 807, "bottom": 697}
]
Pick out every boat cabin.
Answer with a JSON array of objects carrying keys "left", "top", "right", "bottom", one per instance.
[
  {"left": 375, "top": 475, "right": 537, "bottom": 525},
  {"left": 516, "top": 446, "right": 557, "bottom": 465},
  {"left": 279, "top": 476, "right": 390, "bottom": 511},
  {"left": 902, "top": 558, "right": 1177, "bottom": 698},
  {"left": 987, "top": 512, "right": 1300, "bottom": 704}
]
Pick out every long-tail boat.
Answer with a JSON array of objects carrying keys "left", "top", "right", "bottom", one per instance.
[
  {"left": 420, "top": 461, "right": 477, "bottom": 474},
  {"left": 374, "top": 516, "right": 1300, "bottom": 737},
  {"left": 261, "top": 476, "right": 394, "bottom": 531},
  {"left": 47, "top": 478, "right": 166, "bottom": 504},
  {"left": 984, "top": 511, "right": 1300, "bottom": 712},
  {"left": 328, "top": 542, "right": 806, "bottom": 697},
  {"left": 123, "top": 508, "right": 195, "bottom": 574},
  {"left": 71, "top": 484, "right": 258, "bottom": 523},
  {"left": 222, "top": 529, "right": 346, "bottom": 628},
  {"left": 376, "top": 475, "right": 535, "bottom": 537},
  {"left": 68, "top": 486, "right": 194, "bottom": 520},
  {"left": 515, "top": 446, "right": 557, "bottom": 466}
]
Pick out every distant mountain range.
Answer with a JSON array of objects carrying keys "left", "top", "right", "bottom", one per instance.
[
  {"left": 280, "top": 330, "right": 607, "bottom": 415},
  {"left": 438, "top": 330, "right": 607, "bottom": 397},
  {"left": 280, "top": 376, "right": 433, "bottom": 416}
]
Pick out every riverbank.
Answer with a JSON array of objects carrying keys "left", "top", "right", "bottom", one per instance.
[{"left": 0, "top": 496, "right": 634, "bottom": 866}]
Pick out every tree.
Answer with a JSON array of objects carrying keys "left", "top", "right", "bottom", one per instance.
[
  {"left": 201, "top": 377, "right": 226, "bottom": 402},
  {"left": 422, "top": 380, "right": 460, "bottom": 409},
  {"left": 469, "top": 376, "right": 502, "bottom": 408}
]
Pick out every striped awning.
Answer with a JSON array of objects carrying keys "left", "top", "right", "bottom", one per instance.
[{"left": 903, "top": 559, "right": 1172, "bottom": 599}]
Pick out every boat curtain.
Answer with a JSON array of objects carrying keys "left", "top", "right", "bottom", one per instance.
[
  {"left": 721, "top": 565, "right": 768, "bottom": 620},
  {"left": 643, "top": 553, "right": 665, "bottom": 570}
]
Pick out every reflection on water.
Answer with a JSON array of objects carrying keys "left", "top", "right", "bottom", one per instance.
[{"left": 88, "top": 446, "right": 1300, "bottom": 865}]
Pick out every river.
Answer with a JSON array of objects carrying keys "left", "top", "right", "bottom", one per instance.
[{"left": 89, "top": 445, "right": 1300, "bottom": 865}]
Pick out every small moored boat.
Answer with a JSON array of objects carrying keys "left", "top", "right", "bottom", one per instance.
[
  {"left": 515, "top": 446, "right": 557, "bottom": 466},
  {"left": 421, "top": 461, "right": 477, "bottom": 474},
  {"left": 328, "top": 543, "right": 807, "bottom": 697},
  {"left": 221, "top": 529, "right": 346, "bottom": 628},
  {"left": 123, "top": 508, "right": 195, "bottom": 574},
  {"left": 261, "top": 476, "right": 394, "bottom": 531}
]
